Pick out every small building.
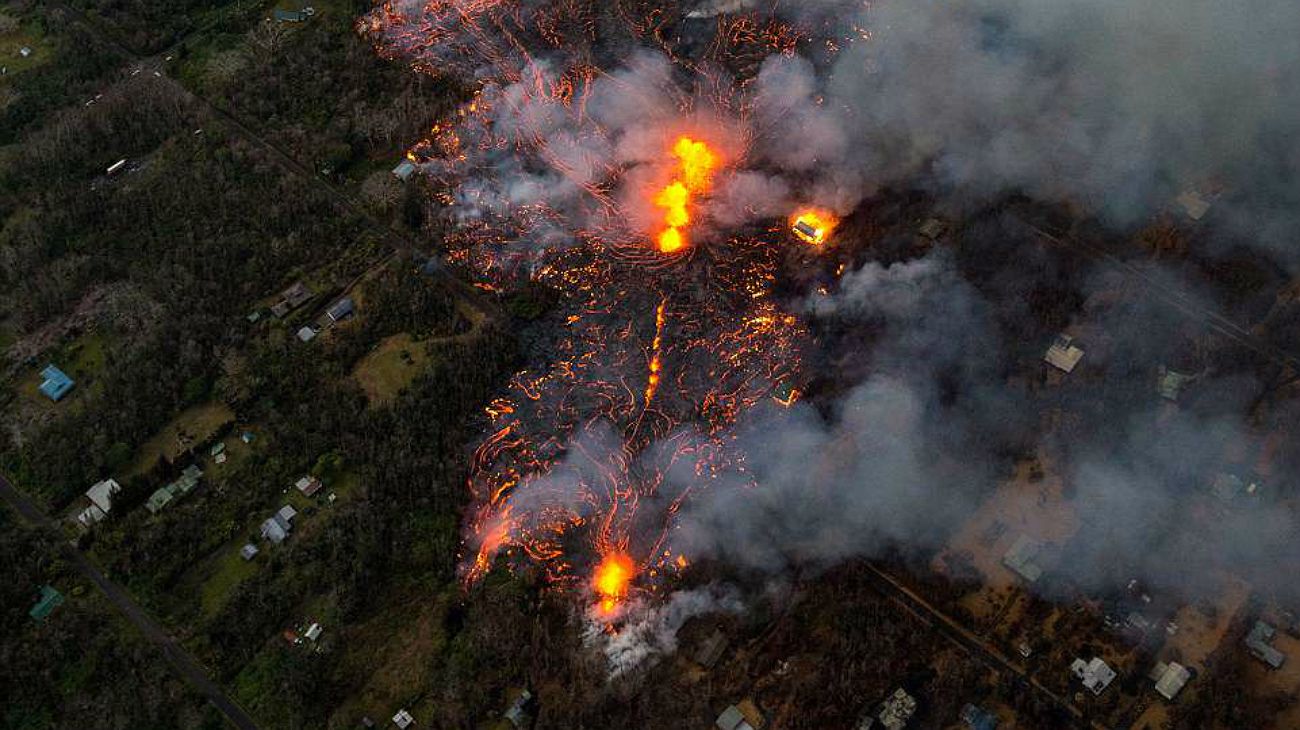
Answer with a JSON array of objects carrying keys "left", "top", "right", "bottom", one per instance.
[
  {"left": 1176, "top": 190, "right": 1211, "bottom": 221},
  {"left": 326, "top": 297, "right": 355, "bottom": 323},
  {"left": 960, "top": 703, "right": 999, "bottom": 730},
  {"left": 297, "top": 325, "right": 318, "bottom": 343},
  {"left": 84, "top": 478, "right": 121, "bottom": 516},
  {"left": 1071, "top": 657, "right": 1116, "bottom": 695},
  {"left": 1150, "top": 661, "right": 1191, "bottom": 700},
  {"left": 1044, "top": 334, "right": 1084, "bottom": 374},
  {"left": 29, "top": 585, "right": 64, "bottom": 622},
  {"left": 875, "top": 688, "right": 917, "bottom": 730},
  {"left": 504, "top": 689, "right": 534, "bottom": 729},
  {"left": 304, "top": 622, "right": 322, "bottom": 641},
  {"left": 19, "top": 46, "right": 32, "bottom": 58},
  {"left": 392, "top": 159, "right": 417, "bottom": 180},
  {"left": 240, "top": 543, "right": 260, "bottom": 561},
  {"left": 106, "top": 158, "right": 128, "bottom": 176},
  {"left": 210, "top": 441, "right": 226, "bottom": 458},
  {"left": 1002, "top": 534, "right": 1044, "bottom": 583},
  {"left": 296, "top": 476, "right": 324, "bottom": 497},
  {"left": 392, "top": 709, "right": 414, "bottom": 729},
  {"left": 918, "top": 218, "right": 948, "bottom": 241},
  {"left": 145, "top": 488, "right": 174, "bottom": 514},
  {"left": 273, "top": 8, "right": 308, "bottom": 22},
  {"left": 261, "top": 518, "right": 288, "bottom": 544},
  {"left": 1157, "top": 366, "right": 1194, "bottom": 402},
  {"left": 1246, "top": 620, "right": 1286, "bottom": 669},
  {"left": 271, "top": 282, "right": 313, "bottom": 318},
  {"left": 716, "top": 699, "right": 765, "bottom": 730},
  {"left": 276, "top": 504, "right": 297, "bottom": 528},
  {"left": 39, "top": 364, "right": 75, "bottom": 402},
  {"left": 694, "top": 629, "right": 729, "bottom": 669}
]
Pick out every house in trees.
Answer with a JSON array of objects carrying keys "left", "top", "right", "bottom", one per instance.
[
  {"left": 1002, "top": 534, "right": 1045, "bottom": 584},
  {"left": 296, "top": 476, "right": 323, "bottom": 497},
  {"left": 326, "top": 297, "right": 355, "bottom": 324},
  {"left": 1246, "top": 620, "right": 1286, "bottom": 669},
  {"left": 38, "top": 364, "right": 75, "bottom": 401},
  {"left": 28, "top": 585, "right": 64, "bottom": 622},
  {"left": 273, "top": 7, "right": 315, "bottom": 22},
  {"left": 504, "top": 689, "right": 535, "bottom": 728},
  {"left": 270, "top": 282, "right": 314, "bottom": 318},
  {"left": 1043, "top": 334, "right": 1084, "bottom": 374},
  {"left": 146, "top": 465, "right": 204, "bottom": 514},
  {"left": 1071, "top": 656, "right": 1116, "bottom": 695},
  {"left": 716, "top": 699, "right": 765, "bottom": 730},
  {"left": 391, "top": 709, "right": 414, "bottom": 728},
  {"left": 240, "top": 543, "right": 259, "bottom": 561},
  {"left": 260, "top": 505, "right": 298, "bottom": 544},
  {"left": 860, "top": 688, "right": 917, "bottom": 730},
  {"left": 1149, "top": 661, "right": 1190, "bottom": 700},
  {"left": 960, "top": 703, "right": 999, "bottom": 730},
  {"left": 392, "top": 159, "right": 417, "bottom": 180},
  {"left": 77, "top": 478, "right": 121, "bottom": 527}
]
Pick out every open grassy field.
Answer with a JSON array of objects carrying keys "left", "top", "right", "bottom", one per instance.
[
  {"left": 353, "top": 332, "right": 433, "bottom": 406},
  {"left": 127, "top": 400, "right": 235, "bottom": 476}
]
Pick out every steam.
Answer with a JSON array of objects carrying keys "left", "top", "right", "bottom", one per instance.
[{"left": 587, "top": 583, "right": 745, "bottom": 677}]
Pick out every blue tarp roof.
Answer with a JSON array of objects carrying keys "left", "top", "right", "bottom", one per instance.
[{"left": 39, "top": 365, "right": 75, "bottom": 402}]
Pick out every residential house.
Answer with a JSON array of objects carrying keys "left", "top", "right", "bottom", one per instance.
[
  {"left": 146, "top": 465, "right": 204, "bottom": 514},
  {"left": 296, "top": 476, "right": 324, "bottom": 497},
  {"left": 1002, "top": 534, "right": 1045, "bottom": 583},
  {"left": 270, "top": 282, "right": 313, "bottom": 318},
  {"left": 304, "top": 622, "right": 322, "bottom": 641},
  {"left": 261, "top": 506, "right": 296, "bottom": 544},
  {"left": 240, "top": 543, "right": 260, "bottom": 561},
  {"left": 39, "top": 364, "right": 75, "bottom": 401},
  {"left": 1246, "top": 620, "right": 1286, "bottom": 669},
  {"left": 1157, "top": 367, "right": 1194, "bottom": 402},
  {"left": 273, "top": 8, "right": 308, "bottom": 22},
  {"left": 694, "top": 629, "right": 729, "bottom": 669},
  {"left": 392, "top": 159, "right": 417, "bottom": 180},
  {"left": 504, "top": 689, "right": 534, "bottom": 729},
  {"left": 78, "top": 478, "right": 121, "bottom": 527},
  {"left": 1044, "top": 334, "right": 1085, "bottom": 374},
  {"left": 1176, "top": 190, "right": 1212, "bottom": 221},
  {"left": 716, "top": 699, "right": 764, "bottom": 730},
  {"left": 392, "top": 709, "right": 414, "bottom": 729},
  {"left": 1150, "top": 661, "right": 1191, "bottom": 700},
  {"left": 960, "top": 703, "right": 999, "bottom": 730},
  {"left": 1071, "top": 657, "right": 1117, "bottom": 695},
  {"left": 29, "top": 585, "right": 64, "bottom": 622},
  {"left": 297, "top": 325, "right": 318, "bottom": 343},
  {"left": 326, "top": 297, "right": 355, "bottom": 324},
  {"left": 874, "top": 688, "right": 917, "bottom": 730}
]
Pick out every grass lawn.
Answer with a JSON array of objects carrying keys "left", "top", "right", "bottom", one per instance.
[
  {"left": 352, "top": 332, "right": 432, "bottom": 406},
  {"left": 0, "top": 18, "right": 52, "bottom": 77},
  {"left": 127, "top": 400, "right": 235, "bottom": 476},
  {"left": 11, "top": 331, "right": 112, "bottom": 407},
  {"left": 192, "top": 537, "right": 261, "bottom": 618}
]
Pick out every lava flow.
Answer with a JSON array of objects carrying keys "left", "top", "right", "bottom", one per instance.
[{"left": 362, "top": 0, "right": 826, "bottom": 619}]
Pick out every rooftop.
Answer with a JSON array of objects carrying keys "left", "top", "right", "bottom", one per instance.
[
  {"left": 1044, "top": 334, "right": 1085, "bottom": 374},
  {"left": 1071, "top": 657, "right": 1116, "bottom": 695},
  {"left": 39, "top": 364, "right": 75, "bottom": 402}
]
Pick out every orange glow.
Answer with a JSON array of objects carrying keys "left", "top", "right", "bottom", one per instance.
[
  {"left": 672, "top": 137, "right": 716, "bottom": 192},
  {"left": 593, "top": 552, "right": 635, "bottom": 614},
  {"left": 653, "top": 136, "right": 717, "bottom": 253},
  {"left": 791, "top": 209, "right": 838, "bottom": 245},
  {"left": 644, "top": 300, "right": 667, "bottom": 406}
]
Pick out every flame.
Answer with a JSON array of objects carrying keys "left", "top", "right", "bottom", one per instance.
[
  {"left": 791, "top": 209, "right": 838, "bottom": 245},
  {"left": 644, "top": 299, "right": 667, "bottom": 406},
  {"left": 593, "top": 552, "right": 635, "bottom": 614},
  {"left": 653, "top": 136, "right": 717, "bottom": 253}
]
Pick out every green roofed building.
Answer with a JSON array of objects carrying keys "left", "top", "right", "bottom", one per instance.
[{"left": 29, "top": 585, "right": 64, "bottom": 621}]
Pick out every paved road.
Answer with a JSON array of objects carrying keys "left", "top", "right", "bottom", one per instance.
[
  {"left": 863, "top": 563, "right": 1110, "bottom": 730},
  {"left": 0, "top": 475, "right": 261, "bottom": 730}
]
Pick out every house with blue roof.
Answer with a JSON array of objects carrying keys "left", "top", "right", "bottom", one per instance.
[{"left": 38, "top": 365, "right": 75, "bottom": 401}]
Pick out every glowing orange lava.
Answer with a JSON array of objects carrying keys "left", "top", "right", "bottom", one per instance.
[
  {"left": 791, "top": 209, "right": 838, "bottom": 245},
  {"left": 593, "top": 552, "right": 635, "bottom": 614},
  {"left": 653, "top": 136, "right": 717, "bottom": 253}
]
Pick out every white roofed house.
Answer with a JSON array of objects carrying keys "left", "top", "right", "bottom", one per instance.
[
  {"left": 295, "top": 475, "right": 323, "bottom": 497},
  {"left": 261, "top": 504, "right": 298, "bottom": 544},
  {"left": 1071, "top": 656, "right": 1117, "bottom": 695},
  {"left": 77, "top": 478, "right": 122, "bottom": 527},
  {"left": 1149, "top": 661, "right": 1191, "bottom": 700},
  {"left": 1044, "top": 334, "right": 1085, "bottom": 373}
]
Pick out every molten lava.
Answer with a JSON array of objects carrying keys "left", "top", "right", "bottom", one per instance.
[
  {"left": 654, "top": 136, "right": 717, "bottom": 253},
  {"left": 593, "top": 552, "right": 635, "bottom": 614},
  {"left": 791, "top": 209, "right": 838, "bottom": 245}
]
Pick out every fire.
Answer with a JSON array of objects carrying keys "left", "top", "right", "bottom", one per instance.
[
  {"left": 654, "top": 136, "right": 717, "bottom": 253},
  {"left": 593, "top": 552, "right": 636, "bottom": 614},
  {"left": 791, "top": 209, "right": 838, "bottom": 245}
]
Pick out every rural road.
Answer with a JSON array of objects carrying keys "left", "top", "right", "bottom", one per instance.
[{"left": 0, "top": 474, "right": 261, "bottom": 730}]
